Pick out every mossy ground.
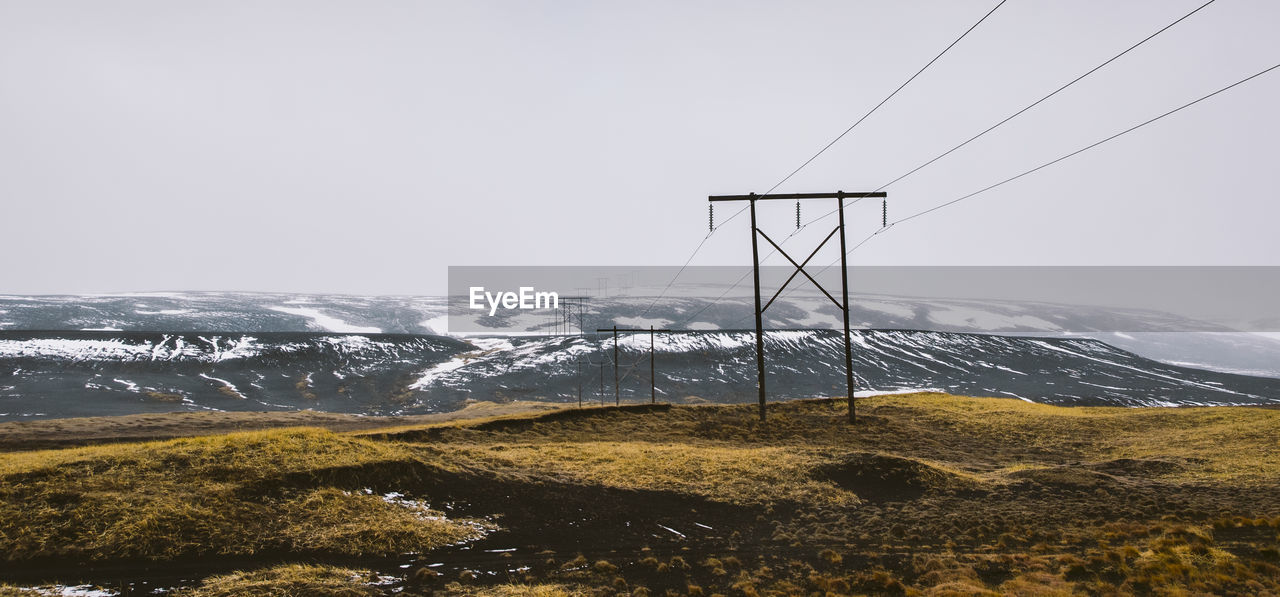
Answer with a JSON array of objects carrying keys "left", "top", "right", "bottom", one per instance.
[
  {"left": 2, "top": 393, "right": 1279, "bottom": 595},
  {"left": 0, "top": 429, "right": 486, "bottom": 563}
]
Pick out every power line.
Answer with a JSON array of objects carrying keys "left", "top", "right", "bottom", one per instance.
[
  {"left": 761, "top": 0, "right": 1009, "bottom": 195},
  {"left": 885, "top": 62, "right": 1280, "bottom": 229},
  {"left": 716, "top": 61, "right": 1280, "bottom": 329},
  {"left": 876, "top": 0, "right": 1218, "bottom": 192},
  {"left": 636, "top": 0, "right": 1008, "bottom": 318},
  {"left": 794, "top": 0, "right": 1220, "bottom": 232},
  {"left": 776, "top": 60, "right": 1280, "bottom": 305},
  {"left": 683, "top": 2, "right": 1236, "bottom": 324}
]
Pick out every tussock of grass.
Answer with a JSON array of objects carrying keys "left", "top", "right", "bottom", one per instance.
[
  {"left": 814, "top": 451, "right": 982, "bottom": 499},
  {"left": 0, "top": 587, "right": 38, "bottom": 596},
  {"left": 176, "top": 564, "right": 381, "bottom": 597},
  {"left": 429, "top": 441, "right": 858, "bottom": 506},
  {"left": 0, "top": 428, "right": 483, "bottom": 561},
  {"left": 445, "top": 583, "right": 587, "bottom": 597}
]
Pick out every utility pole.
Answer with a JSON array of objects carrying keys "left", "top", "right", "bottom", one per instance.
[
  {"left": 545, "top": 296, "right": 588, "bottom": 336},
  {"left": 612, "top": 325, "right": 618, "bottom": 405},
  {"left": 596, "top": 326, "right": 672, "bottom": 406},
  {"left": 749, "top": 196, "right": 766, "bottom": 422},
  {"left": 707, "top": 191, "right": 886, "bottom": 423},
  {"left": 650, "top": 325, "right": 656, "bottom": 404},
  {"left": 598, "top": 332, "right": 606, "bottom": 406},
  {"left": 837, "top": 198, "right": 856, "bottom": 423}
]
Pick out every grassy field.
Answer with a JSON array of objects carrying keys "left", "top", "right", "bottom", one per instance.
[
  {"left": 1, "top": 393, "right": 1279, "bottom": 595},
  {"left": 0, "top": 399, "right": 570, "bottom": 452}
]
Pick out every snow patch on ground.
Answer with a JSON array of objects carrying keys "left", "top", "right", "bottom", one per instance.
[
  {"left": 23, "top": 585, "right": 116, "bottom": 596},
  {"left": 421, "top": 315, "right": 449, "bottom": 335},
  {"left": 853, "top": 388, "right": 945, "bottom": 398},
  {"left": 1159, "top": 361, "right": 1280, "bottom": 379},
  {"left": 410, "top": 337, "right": 516, "bottom": 389},
  {"left": 112, "top": 378, "right": 140, "bottom": 393},
  {"left": 269, "top": 306, "right": 382, "bottom": 334},
  {"left": 134, "top": 308, "right": 193, "bottom": 315},
  {"left": 0, "top": 338, "right": 153, "bottom": 360},
  {"left": 199, "top": 373, "right": 245, "bottom": 398},
  {"left": 860, "top": 301, "right": 915, "bottom": 319},
  {"left": 926, "top": 307, "right": 1057, "bottom": 331},
  {"left": 613, "top": 316, "right": 673, "bottom": 328}
]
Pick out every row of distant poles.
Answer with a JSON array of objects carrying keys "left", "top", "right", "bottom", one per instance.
[
  {"left": 571, "top": 326, "right": 671, "bottom": 408},
  {"left": 540, "top": 293, "right": 671, "bottom": 409},
  {"left": 542, "top": 275, "right": 642, "bottom": 336}
]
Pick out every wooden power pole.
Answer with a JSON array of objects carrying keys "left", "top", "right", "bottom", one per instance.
[{"left": 707, "top": 191, "right": 886, "bottom": 423}]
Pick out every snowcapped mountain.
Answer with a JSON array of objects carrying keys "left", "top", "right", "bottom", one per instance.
[
  {"left": 1, "top": 328, "right": 1277, "bottom": 421},
  {"left": 0, "top": 292, "right": 448, "bottom": 335},
  {"left": 3, "top": 290, "right": 1278, "bottom": 377},
  {"left": 1, "top": 292, "right": 1277, "bottom": 420}
]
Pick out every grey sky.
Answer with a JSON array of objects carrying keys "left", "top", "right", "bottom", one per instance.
[{"left": 1, "top": 0, "right": 1277, "bottom": 295}]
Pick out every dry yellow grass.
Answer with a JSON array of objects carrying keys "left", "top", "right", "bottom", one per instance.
[
  {"left": 381, "top": 393, "right": 1280, "bottom": 487},
  {"left": 0, "top": 428, "right": 484, "bottom": 561},
  {"left": 175, "top": 564, "right": 382, "bottom": 597},
  {"left": 0, "top": 399, "right": 571, "bottom": 451},
  {"left": 1, "top": 393, "right": 1278, "bottom": 595},
  {"left": 430, "top": 441, "right": 860, "bottom": 506},
  {"left": 444, "top": 583, "right": 588, "bottom": 597}
]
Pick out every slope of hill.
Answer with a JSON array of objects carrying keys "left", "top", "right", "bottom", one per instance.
[{"left": 1, "top": 394, "right": 1278, "bottom": 595}]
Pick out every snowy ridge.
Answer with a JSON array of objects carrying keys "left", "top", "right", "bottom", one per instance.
[
  {"left": 1, "top": 328, "right": 1278, "bottom": 421},
  {"left": 399, "top": 330, "right": 1280, "bottom": 409},
  {"left": 2, "top": 291, "right": 1279, "bottom": 379}
]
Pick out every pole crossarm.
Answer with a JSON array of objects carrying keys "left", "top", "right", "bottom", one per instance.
[
  {"left": 756, "top": 227, "right": 843, "bottom": 312},
  {"left": 595, "top": 329, "right": 673, "bottom": 333},
  {"left": 709, "top": 191, "right": 887, "bottom": 202}
]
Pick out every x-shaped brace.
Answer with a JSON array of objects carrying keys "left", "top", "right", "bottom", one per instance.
[{"left": 756, "top": 225, "right": 844, "bottom": 313}]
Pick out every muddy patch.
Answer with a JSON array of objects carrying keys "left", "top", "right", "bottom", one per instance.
[
  {"left": 1087, "top": 457, "right": 1185, "bottom": 478},
  {"left": 1009, "top": 466, "right": 1120, "bottom": 490}
]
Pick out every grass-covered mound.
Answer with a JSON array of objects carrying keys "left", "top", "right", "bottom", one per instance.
[
  {"left": 175, "top": 564, "right": 384, "bottom": 597},
  {"left": 0, "top": 428, "right": 485, "bottom": 562},
  {"left": 1, "top": 393, "right": 1278, "bottom": 595}
]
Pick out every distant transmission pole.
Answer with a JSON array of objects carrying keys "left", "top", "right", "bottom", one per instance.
[
  {"left": 597, "top": 325, "right": 672, "bottom": 406},
  {"left": 598, "top": 335, "right": 606, "bottom": 406}
]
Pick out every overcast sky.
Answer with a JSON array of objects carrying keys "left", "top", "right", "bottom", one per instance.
[{"left": 1, "top": 0, "right": 1277, "bottom": 295}]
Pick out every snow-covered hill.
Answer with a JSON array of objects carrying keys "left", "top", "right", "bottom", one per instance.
[
  {"left": 3, "top": 291, "right": 1278, "bottom": 378},
  {"left": 2, "top": 328, "right": 1277, "bottom": 421}
]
